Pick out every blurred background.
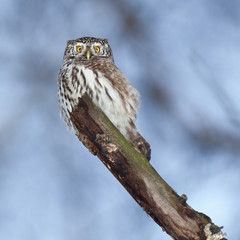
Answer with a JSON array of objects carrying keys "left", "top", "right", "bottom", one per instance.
[{"left": 1, "top": 0, "right": 240, "bottom": 239}]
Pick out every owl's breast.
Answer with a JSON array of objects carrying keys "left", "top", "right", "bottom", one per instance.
[
  {"left": 58, "top": 61, "right": 139, "bottom": 140},
  {"left": 76, "top": 64, "right": 136, "bottom": 122}
]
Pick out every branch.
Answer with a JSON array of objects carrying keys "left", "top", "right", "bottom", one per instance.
[{"left": 70, "top": 94, "right": 227, "bottom": 240}]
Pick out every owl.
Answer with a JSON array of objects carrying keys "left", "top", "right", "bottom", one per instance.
[{"left": 58, "top": 37, "right": 150, "bottom": 160}]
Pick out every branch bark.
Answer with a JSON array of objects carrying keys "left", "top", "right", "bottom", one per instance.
[{"left": 70, "top": 94, "right": 227, "bottom": 240}]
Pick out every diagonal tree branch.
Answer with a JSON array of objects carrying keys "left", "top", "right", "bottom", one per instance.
[{"left": 70, "top": 94, "right": 227, "bottom": 240}]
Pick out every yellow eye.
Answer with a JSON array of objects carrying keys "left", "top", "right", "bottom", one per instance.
[
  {"left": 76, "top": 46, "right": 83, "bottom": 52},
  {"left": 94, "top": 46, "right": 100, "bottom": 53}
]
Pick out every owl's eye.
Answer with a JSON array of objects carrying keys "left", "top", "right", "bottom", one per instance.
[
  {"left": 76, "top": 46, "right": 83, "bottom": 52},
  {"left": 94, "top": 46, "right": 100, "bottom": 53}
]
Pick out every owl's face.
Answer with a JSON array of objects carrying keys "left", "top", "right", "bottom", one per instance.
[{"left": 63, "top": 37, "right": 113, "bottom": 62}]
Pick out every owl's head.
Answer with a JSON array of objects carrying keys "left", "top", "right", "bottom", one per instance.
[{"left": 63, "top": 37, "right": 114, "bottom": 62}]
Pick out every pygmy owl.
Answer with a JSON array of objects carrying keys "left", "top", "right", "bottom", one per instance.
[{"left": 58, "top": 37, "right": 151, "bottom": 160}]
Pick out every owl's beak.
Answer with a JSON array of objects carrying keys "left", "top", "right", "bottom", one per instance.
[{"left": 85, "top": 50, "right": 91, "bottom": 60}]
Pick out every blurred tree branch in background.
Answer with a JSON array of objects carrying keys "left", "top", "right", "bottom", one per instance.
[
  {"left": 70, "top": 94, "right": 227, "bottom": 240},
  {"left": 111, "top": 0, "right": 240, "bottom": 160}
]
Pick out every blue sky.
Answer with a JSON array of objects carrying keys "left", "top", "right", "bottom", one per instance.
[{"left": 1, "top": 0, "right": 240, "bottom": 239}]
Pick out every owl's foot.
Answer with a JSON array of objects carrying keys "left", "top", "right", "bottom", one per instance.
[
  {"left": 136, "top": 141, "right": 151, "bottom": 161},
  {"left": 132, "top": 134, "right": 151, "bottom": 161}
]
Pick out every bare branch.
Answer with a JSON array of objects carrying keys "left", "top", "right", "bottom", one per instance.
[{"left": 70, "top": 94, "right": 227, "bottom": 240}]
